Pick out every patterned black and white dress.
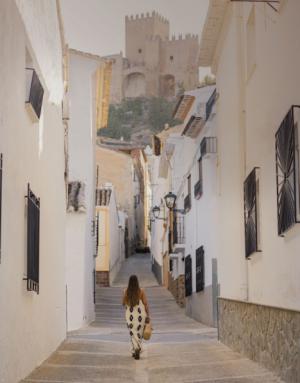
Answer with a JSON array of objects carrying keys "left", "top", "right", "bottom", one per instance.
[{"left": 125, "top": 299, "right": 146, "bottom": 353}]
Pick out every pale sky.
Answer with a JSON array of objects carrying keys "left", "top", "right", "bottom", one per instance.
[{"left": 60, "top": 0, "right": 211, "bottom": 79}]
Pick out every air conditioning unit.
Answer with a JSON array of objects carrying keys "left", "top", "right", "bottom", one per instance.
[{"left": 25, "top": 68, "right": 44, "bottom": 122}]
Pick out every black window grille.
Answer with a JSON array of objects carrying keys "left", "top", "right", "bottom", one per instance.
[
  {"left": 25, "top": 184, "right": 40, "bottom": 293},
  {"left": 200, "top": 137, "right": 217, "bottom": 157},
  {"left": 275, "top": 106, "right": 300, "bottom": 235},
  {"left": 196, "top": 246, "right": 205, "bottom": 292},
  {"left": 173, "top": 213, "right": 185, "bottom": 245},
  {"left": 194, "top": 158, "right": 203, "bottom": 199},
  {"left": 185, "top": 255, "right": 192, "bottom": 297},
  {"left": 206, "top": 88, "right": 217, "bottom": 121},
  {"left": 0, "top": 154, "right": 2, "bottom": 263},
  {"left": 244, "top": 167, "right": 260, "bottom": 257},
  {"left": 93, "top": 269, "right": 96, "bottom": 304}
]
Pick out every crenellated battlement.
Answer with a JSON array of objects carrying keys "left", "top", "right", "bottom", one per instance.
[
  {"left": 125, "top": 11, "right": 169, "bottom": 25},
  {"left": 164, "top": 33, "right": 199, "bottom": 42}
]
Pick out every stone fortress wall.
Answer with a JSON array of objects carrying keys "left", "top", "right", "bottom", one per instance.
[{"left": 107, "top": 11, "right": 200, "bottom": 103}]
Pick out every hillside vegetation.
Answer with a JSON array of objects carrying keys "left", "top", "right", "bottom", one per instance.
[{"left": 98, "top": 97, "right": 180, "bottom": 142}]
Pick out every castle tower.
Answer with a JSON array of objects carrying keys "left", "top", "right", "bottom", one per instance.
[{"left": 125, "top": 12, "right": 169, "bottom": 65}]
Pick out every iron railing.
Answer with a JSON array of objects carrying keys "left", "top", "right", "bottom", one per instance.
[
  {"left": 184, "top": 194, "right": 191, "bottom": 213},
  {"left": 244, "top": 167, "right": 260, "bottom": 257},
  {"left": 275, "top": 105, "right": 300, "bottom": 235},
  {"left": 196, "top": 246, "right": 205, "bottom": 292},
  {"left": 200, "top": 136, "right": 217, "bottom": 157},
  {"left": 206, "top": 88, "right": 217, "bottom": 121},
  {"left": 185, "top": 255, "right": 192, "bottom": 297},
  {"left": 25, "top": 184, "right": 40, "bottom": 294}
]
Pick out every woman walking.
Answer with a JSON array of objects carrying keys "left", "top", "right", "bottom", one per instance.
[{"left": 122, "top": 275, "right": 149, "bottom": 360}]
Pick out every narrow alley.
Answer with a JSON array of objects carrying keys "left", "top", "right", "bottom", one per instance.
[{"left": 22, "top": 254, "right": 282, "bottom": 383}]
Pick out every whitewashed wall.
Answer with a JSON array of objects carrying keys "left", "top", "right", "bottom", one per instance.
[
  {"left": 0, "top": 1, "right": 66, "bottom": 382},
  {"left": 66, "top": 52, "right": 98, "bottom": 331},
  {"left": 109, "top": 191, "right": 125, "bottom": 283},
  {"left": 149, "top": 152, "right": 169, "bottom": 278},
  {"left": 214, "top": 1, "right": 300, "bottom": 310}
]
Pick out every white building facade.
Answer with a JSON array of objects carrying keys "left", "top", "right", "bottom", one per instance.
[
  {"left": 199, "top": 1, "right": 300, "bottom": 382},
  {"left": 65, "top": 49, "right": 101, "bottom": 331},
  {"left": 95, "top": 186, "right": 126, "bottom": 286},
  {"left": 0, "top": 1, "right": 67, "bottom": 382}
]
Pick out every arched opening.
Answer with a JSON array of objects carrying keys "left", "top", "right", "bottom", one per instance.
[
  {"left": 124, "top": 72, "right": 146, "bottom": 98},
  {"left": 160, "top": 74, "right": 175, "bottom": 98}
]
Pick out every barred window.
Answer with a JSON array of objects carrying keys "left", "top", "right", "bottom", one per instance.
[
  {"left": 196, "top": 246, "right": 205, "bottom": 292},
  {"left": 244, "top": 167, "right": 261, "bottom": 257},
  {"left": 185, "top": 255, "right": 192, "bottom": 297},
  {"left": 25, "top": 184, "right": 40, "bottom": 294},
  {"left": 275, "top": 106, "right": 300, "bottom": 235}
]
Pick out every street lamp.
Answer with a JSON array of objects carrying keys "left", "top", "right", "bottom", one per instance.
[
  {"left": 163, "top": 192, "right": 185, "bottom": 214},
  {"left": 164, "top": 192, "right": 177, "bottom": 210}
]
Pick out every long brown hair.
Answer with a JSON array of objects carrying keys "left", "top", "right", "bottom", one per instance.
[{"left": 126, "top": 275, "right": 141, "bottom": 307}]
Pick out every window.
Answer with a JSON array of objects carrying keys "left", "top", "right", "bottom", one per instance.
[
  {"left": 170, "top": 55, "right": 174, "bottom": 61},
  {"left": 138, "top": 48, "right": 142, "bottom": 54},
  {"left": 0, "top": 154, "right": 2, "bottom": 263},
  {"left": 184, "top": 175, "right": 192, "bottom": 212},
  {"left": 185, "top": 255, "right": 192, "bottom": 297},
  {"left": 153, "top": 135, "right": 161, "bottom": 156},
  {"left": 194, "top": 158, "right": 203, "bottom": 199},
  {"left": 244, "top": 167, "right": 261, "bottom": 257},
  {"left": 275, "top": 106, "right": 300, "bottom": 235},
  {"left": 196, "top": 246, "right": 204, "bottom": 292},
  {"left": 200, "top": 137, "right": 217, "bottom": 157},
  {"left": 246, "top": 6, "right": 256, "bottom": 79},
  {"left": 25, "top": 51, "right": 44, "bottom": 122},
  {"left": 25, "top": 184, "right": 40, "bottom": 294}
]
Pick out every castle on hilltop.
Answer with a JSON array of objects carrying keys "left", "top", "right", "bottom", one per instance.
[{"left": 107, "top": 11, "right": 200, "bottom": 103}]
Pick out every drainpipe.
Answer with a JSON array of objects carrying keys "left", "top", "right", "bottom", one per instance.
[{"left": 236, "top": 3, "right": 249, "bottom": 301}]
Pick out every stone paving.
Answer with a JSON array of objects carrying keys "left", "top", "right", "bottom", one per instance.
[{"left": 21, "top": 254, "right": 283, "bottom": 383}]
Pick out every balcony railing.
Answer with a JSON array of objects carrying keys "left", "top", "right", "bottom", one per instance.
[
  {"left": 184, "top": 194, "right": 191, "bottom": 213},
  {"left": 173, "top": 214, "right": 185, "bottom": 245},
  {"left": 194, "top": 180, "right": 203, "bottom": 200},
  {"left": 200, "top": 136, "right": 217, "bottom": 157},
  {"left": 206, "top": 88, "right": 217, "bottom": 121}
]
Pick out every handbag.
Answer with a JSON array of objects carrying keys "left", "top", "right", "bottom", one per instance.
[{"left": 143, "top": 320, "right": 152, "bottom": 340}]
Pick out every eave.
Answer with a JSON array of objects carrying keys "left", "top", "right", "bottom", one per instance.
[
  {"left": 173, "top": 95, "right": 195, "bottom": 121},
  {"left": 199, "top": 0, "right": 229, "bottom": 67}
]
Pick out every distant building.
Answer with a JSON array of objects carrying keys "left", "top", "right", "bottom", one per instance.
[
  {"left": 95, "top": 186, "right": 126, "bottom": 287},
  {"left": 106, "top": 11, "right": 200, "bottom": 103}
]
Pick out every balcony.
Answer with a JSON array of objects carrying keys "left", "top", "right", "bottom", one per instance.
[
  {"left": 184, "top": 194, "right": 191, "bottom": 213},
  {"left": 200, "top": 136, "right": 217, "bottom": 157},
  {"left": 194, "top": 180, "right": 203, "bottom": 200}
]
